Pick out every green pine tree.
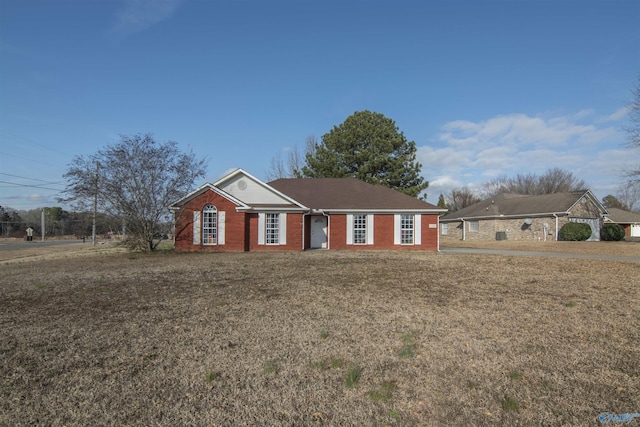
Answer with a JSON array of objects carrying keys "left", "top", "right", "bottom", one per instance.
[{"left": 302, "top": 110, "right": 428, "bottom": 198}]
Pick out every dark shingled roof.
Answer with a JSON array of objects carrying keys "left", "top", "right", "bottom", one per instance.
[
  {"left": 268, "top": 178, "right": 441, "bottom": 211},
  {"left": 442, "top": 191, "right": 598, "bottom": 220}
]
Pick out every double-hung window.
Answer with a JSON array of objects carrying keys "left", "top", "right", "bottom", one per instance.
[
  {"left": 353, "top": 214, "right": 367, "bottom": 244},
  {"left": 258, "top": 213, "right": 286, "bottom": 245},
  {"left": 394, "top": 214, "right": 421, "bottom": 245},
  {"left": 202, "top": 204, "right": 217, "bottom": 245},
  {"left": 400, "top": 214, "right": 414, "bottom": 244},
  {"left": 469, "top": 220, "right": 479, "bottom": 233},
  {"left": 347, "top": 214, "right": 373, "bottom": 245},
  {"left": 265, "top": 213, "right": 280, "bottom": 244}
]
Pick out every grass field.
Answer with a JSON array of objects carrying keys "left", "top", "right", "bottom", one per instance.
[{"left": 1, "top": 242, "right": 638, "bottom": 426}]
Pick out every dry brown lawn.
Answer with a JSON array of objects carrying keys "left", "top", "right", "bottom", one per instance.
[{"left": 1, "top": 242, "right": 638, "bottom": 426}]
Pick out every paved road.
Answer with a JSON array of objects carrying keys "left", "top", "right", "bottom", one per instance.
[
  {"left": 440, "top": 247, "right": 640, "bottom": 263},
  {"left": 0, "top": 240, "right": 86, "bottom": 251}
]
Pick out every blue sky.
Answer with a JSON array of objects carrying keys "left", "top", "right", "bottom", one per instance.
[{"left": 1, "top": 0, "right": 639, "bottom": 211}]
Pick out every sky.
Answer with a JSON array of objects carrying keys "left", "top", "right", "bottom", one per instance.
[{"left": 1, "top": 0, "right": 639, "bottom": 211}]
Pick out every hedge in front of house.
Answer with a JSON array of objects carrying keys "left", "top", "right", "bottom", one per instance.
[
  {"left": 559, "top": 222, "right": 592, "bottom": 241},
  {"left": 600, "top": 223, "right": 625, "bottom": 241}
]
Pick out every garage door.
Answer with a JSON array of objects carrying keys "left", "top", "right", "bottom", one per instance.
[{"left": 631, "top": 224, "right": 640, "bottom": 237}]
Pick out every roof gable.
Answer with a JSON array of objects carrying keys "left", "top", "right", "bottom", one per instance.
[
  {"left": 269, "top": 178, "right": 444, "bottom": 212},
  {"left": 169, "top": 183, "right": 249, "bottom": 210},
  {"left": 214, "top": 169, "right": 306, "bottom": 209}
]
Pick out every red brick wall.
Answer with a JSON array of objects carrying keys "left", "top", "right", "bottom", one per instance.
[
  {"left": 175, "top": 193, "right": 439, "bottom": 252},
  {"left": 174, "top": 189, "right": 247, "bottom": 252},
  {"left": 248, "top": 212, "right": 304, "bottom": 251},
  {"left": 329, "top": 213, "right": 439, "bottom": 251}
]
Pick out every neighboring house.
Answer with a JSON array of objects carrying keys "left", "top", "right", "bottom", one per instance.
[
  {"left": 604, "top": 208, "right": 640, "bottom": 238},
  {"left": 170, "top": 169, "right": 446, "bottom": 252},
  {"left": 440, "top": 190, "right": 608, "bottom": 242}
]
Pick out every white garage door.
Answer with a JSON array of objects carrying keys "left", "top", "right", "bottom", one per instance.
[{"left": 631, "top": 224, "right": 640, "bottom": 237}]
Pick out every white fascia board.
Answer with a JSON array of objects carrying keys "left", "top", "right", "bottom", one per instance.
[
  {"left": 440, "top": 211, "right": 571, "bottom": 222},
  {"left": 236, "top": 206, "right": 307, "bottom": 212},
  {"left": 169, "top": 183, "right": 250, "bottom": 210},
  {"left": 322, "top": 208, "right": 446, "bottom": 214},
  {"left": 169, "top": 182, "right": 216, "bottom": 208}
]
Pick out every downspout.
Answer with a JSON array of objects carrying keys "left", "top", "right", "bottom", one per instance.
[
  {"left": 461, "top": 218, "right": 466, "bottom": 241},
  {"left": 553, "top": 214, "right": 558, "bottom": 241},
  {"left": 302, "top": 210, "right": 309, "bottom": 251},
  {"left": 437, "top": 214, "right": 440, "bottom": 252}
]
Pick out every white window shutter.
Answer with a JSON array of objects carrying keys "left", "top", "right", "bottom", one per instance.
[
  {"left": 218, "top": 211, "right": 225, "bottom": 245},
  {"left": 193, "top": 211, "right": 201, "bottom": 245},
  {"left": 415, "top": 214, "right": 421, "bottom": 244},
  {"left": 346, "top": 214, "right": 354, "bottom": 245},
  {"left": 394, "top": 214, "right": 401, "bottom": 245},
  {"left": 258, "top": 213, "right": 265, "bottom": 245},
  {"left": 279, "top": 213, "right": 287, "bottom": 244},
  {"left": 367, "top": 214, "right": 374, "bottom": 244}
]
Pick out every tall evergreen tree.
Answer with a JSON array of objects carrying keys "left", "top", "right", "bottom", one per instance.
[{"left": 302, "top": 110, "right": 428, "bottom": 198}]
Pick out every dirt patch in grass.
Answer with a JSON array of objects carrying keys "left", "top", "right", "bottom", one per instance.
[
  {"left": 1, "top": 250, "right": 638, "bottom": 426},
  {"left": 441, "top": 239, "right": 640, "bottom": 257}
]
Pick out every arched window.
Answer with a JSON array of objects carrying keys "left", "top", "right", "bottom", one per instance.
[{"left": 203, "top": 204, "right": 217, "bottom": 245}]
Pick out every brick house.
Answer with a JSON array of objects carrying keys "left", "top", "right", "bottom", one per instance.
[
  {"left": 170, "top": 169, "right": 446, "bottom": 252},
  {"left": 439, "top": 190, "right": 608, "bottom": 242}
]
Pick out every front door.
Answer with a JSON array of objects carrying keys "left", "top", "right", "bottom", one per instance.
[{"left": 310, "top": 216, "right": 328, "bottom": 249}]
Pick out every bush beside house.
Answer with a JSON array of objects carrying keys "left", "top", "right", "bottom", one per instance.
[
  {"left": 600, "top": 223, "right": 625, "bottom": 241},
  {"left": 559, "top": 222, "right": 592, "bottom": 241}
]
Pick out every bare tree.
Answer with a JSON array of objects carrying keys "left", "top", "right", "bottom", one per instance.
[
  {"left": 482, "top": 168, "right": 586, "bottom": 196},
  {"left": 617, "top": 181, "right": 640, "bottom": 212},
  {"left": 446, "top": 187, "right": 481, "bottom": 212},
  {"left": 61, "top": 133, "right": 207, "bottom": 251},
  {"left": 265, "top": 153, "right": 288, "bottom": 181},
  {"left": 623, "top": 75, "right": 640, "bottom": 184},
  {"left": 625, "top": 76, "right": 640, "bottom": 150},
  {"left": 266, "top": 135, "right": 317, "bottom": 180}
]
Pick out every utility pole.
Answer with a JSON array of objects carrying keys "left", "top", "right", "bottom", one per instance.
[
  {"left": 92, "top": 161, "right": 98, "bottom": 247},
  {"left": 41, "top": 209, "right": 45, "bottom": 242}
]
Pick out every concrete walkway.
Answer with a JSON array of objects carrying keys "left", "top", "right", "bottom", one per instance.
[{"left": 439, "top": 247, "right": 640, "bottom": 263}]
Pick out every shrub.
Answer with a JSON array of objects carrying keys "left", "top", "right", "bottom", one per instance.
[
  {"left": 558, "top": 222, "right": 592, "bottom": 241},
  {"left": 600, "top": 223, "right": 625, "bottom": 241}
]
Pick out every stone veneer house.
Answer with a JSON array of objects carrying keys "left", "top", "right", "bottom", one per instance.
[
  {"left": 440, "top": 190, "right": 608, "bottom": 241},
  {"left": 170, "top": 169, "right": 446, "bottom": 252}
]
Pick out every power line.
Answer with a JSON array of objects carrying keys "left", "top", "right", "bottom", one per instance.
[
  {"left": 0, "top": 128, "right": 71, "bottom": 156},
  {"left": 0, "top": 150, "right": 64, "bottom": 168},
  {"left": 0, "top": 180, "right": 63, "bottom": 191},
  {"left": 0, "top": 172, "right": 66, "bottom": 185}
]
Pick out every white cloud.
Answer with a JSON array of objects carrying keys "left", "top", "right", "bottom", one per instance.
[
  {"left": 108, "top": 0, "right": 183, "bottom": 40},
  {"left": 600, "top": 107, "right": 629, "bottom": 122},
  {"left": 420, "top": 109, "right": 639, "bottom": 204}
]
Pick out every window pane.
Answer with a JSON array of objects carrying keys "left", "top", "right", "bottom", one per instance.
[
  {"left": 401, "top": 214, "right": 414, "bottom": 244},
  {"left": 353, "top": 214, "right": 366, "bottom": 244},
  {"left": 469, "top": 221, "right": 479, "bottom": 232},
  {"left": 203, "top": 204, "right": 217, "bottom": 245},
  {"left": 266, "top": 213, "right": 279, "bottom": 244}
]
